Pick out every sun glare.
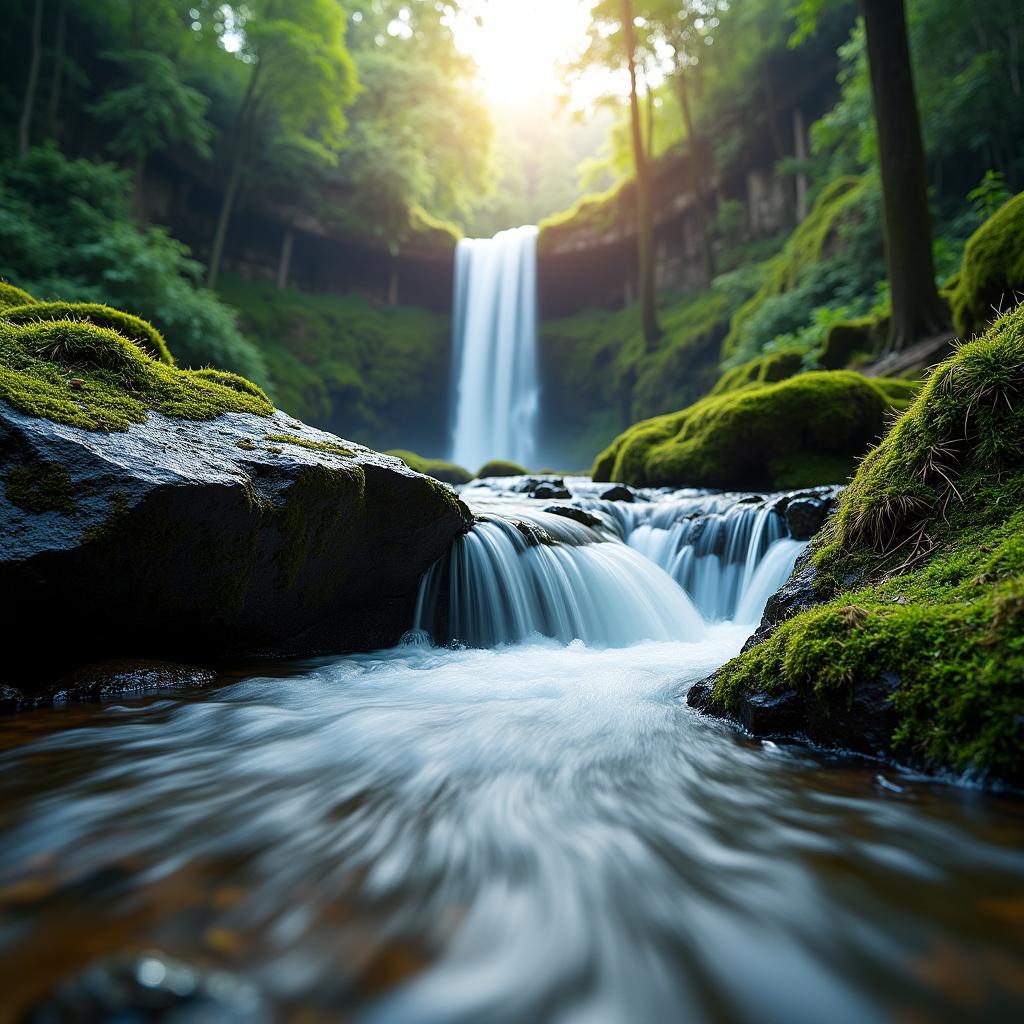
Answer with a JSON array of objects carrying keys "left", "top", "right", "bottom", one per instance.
[{"left": 450, "top": 0, "right": 597, "bottom": 111}]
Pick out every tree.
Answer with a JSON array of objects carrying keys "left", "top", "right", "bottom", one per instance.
[
  {"left": 643, "top": 1, "right": 727, "bottom": 286},
  {"left": 793, "top": 0, "right": 948, "bottom": 350},
  {"left": 576, "top": 1, "right": 661, "bottom": 346},
  {"left": 18, "top": 0, "right": 44, "bottom": 159},
  {"left": 201, "top": 1, "right": 358, "bottom": 288},
  {"left": 90, "top": 50, "right": 213, "bottom": 220},
  {"left": 859, "top": 0, "right": 948, "bottom": 350}
]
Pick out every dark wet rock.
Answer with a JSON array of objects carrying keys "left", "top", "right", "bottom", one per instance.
[
  {"left": 689, "top": 668, "right": 901, "bottom": 762},
  {"left": 0, "top": 685, "right": 27, "bottom": 710},
  {"left": 599, "top": 485, "right": 635, "bottom": 503},
  {"left": 543, "top": 506, "right": 602, "bottom": 528},
  {"left": 511, "top": 519, "right": 556, "bottom": 547},
  {"left": 740, "top": 549, "right": 821, "bottom": 654},
  {"left": 529, "top": 483, "right": 572, "bottom": 500},
  {"left": 0, "top": 404, "right": 471, "bottom": 689},
  {"left": 50, "top": 659, "right": 216, "bottom": 703},
  {"left": 784, "top": 495, "right": 837, "bottom": 540},
  {"left": 22, "top": 952, "right": 270, "bottom": 1022}
]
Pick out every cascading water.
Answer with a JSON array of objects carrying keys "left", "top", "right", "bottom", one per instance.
[
  {"left": 414, "top": 480, "right": 820, "bottom": 647},
  {"left": 449, "top": 226, "right": 539, "bottom": 471}
]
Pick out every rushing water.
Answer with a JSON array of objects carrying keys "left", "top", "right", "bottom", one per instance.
[
  {"left": 449, "top": 226, "right": 539, "bottom": 471},
  {"left": 1, "top": 482, "right": 1022, "bottom": 1021}
]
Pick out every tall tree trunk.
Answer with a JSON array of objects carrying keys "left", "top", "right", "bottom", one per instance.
[
  {"left": 18, "top": 0, "right": 45, "bottom": 160},
  {"left": 206, "top": 63, "right": 262, "bottom": 288},
  {"left": 860, "top": 0, "right": 948, "bottom": 351},
  {"left": 622, "top": 0, "right": 660, "bottom": 348},
  {"left": 676, "top": 70, "right": 715, "bottom": 286},
  {"left": 46, "top": 0, "right": 67, "bottom": 138},
  {"left": 207, "top": 156, "right": 241, "bottom": 288},
  {"left": 277, "top": 225, "right": 294, "bottom": 291}
]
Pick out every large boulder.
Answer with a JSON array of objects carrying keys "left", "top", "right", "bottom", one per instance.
[{"left": 0, "top": 296, "right": 469, "bottom": 687}]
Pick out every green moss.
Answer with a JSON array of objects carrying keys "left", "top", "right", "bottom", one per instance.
[
  {"left": 386, "top": 449, "right": 472, "bottom": 486},
  {"left": 949, "top": 191, "right": 1024, "bottom": 338},
  {"left": 0, "top": 311, "right": 273, "bottom": 432},
  {"left": 710, "top": 349, "right": 805, "bottom": 395},
  {"left": 713, "top": 306, "right": 1024, "bottom": 783},
  {"left": 3, "top": 301, "right": 174, "bottom": 364},
  {"left": 275, "top": 463, "right": 366, "bottom": 590},
  {"left": 235, "top": 438, "right": 257, "bottom": 451},
  {"left": 722, "top": 177, "right": 868, "bottom": 361},
  {"left": 0, "top": 281, "right": 36, "bottom": 310},
  {"left": 477, "top": 459, "right": 528, "bottom": 478},
  {"left": 264, "top": 433, "right": 354, "bottom": 457},
  {"left": 407, "top": 205, "right": 462, "bottom": 250},
  {"left": 593, "top": 370, "right": 903, "bottom": 490},
  {"left": 189, "top": 367, "right": 271, "bottom": 403},
  {"left": 4, "top": 460, "right": 77, "bottom": 514}
]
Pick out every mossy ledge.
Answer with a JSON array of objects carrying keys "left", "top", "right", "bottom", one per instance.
[
  {"left": 477, "top": 459, "right": 528, "bottom": 479},
  {"left": 0, "top": 290, "right": 272, "bottom": 431},
  {"left": 690, "top": 306, "right": 1024, "bottom": 787},
  {"left": 593, "top": 370, "right": 910, "bottom": 491}
]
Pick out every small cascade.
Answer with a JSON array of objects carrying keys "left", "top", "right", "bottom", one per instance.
[
  {"left": 450, "top": 225, "right": 539, "bottom": 471},
  {"left": 413, "top": 485, "right": 820, "bottom": 648},
  {"left": 414, "top": 510, "right": 705, "bottom": 648}
]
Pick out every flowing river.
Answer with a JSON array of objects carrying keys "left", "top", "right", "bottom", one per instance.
[{"left": 1, "top": 480, "right": 1022, "bottom": 1021}]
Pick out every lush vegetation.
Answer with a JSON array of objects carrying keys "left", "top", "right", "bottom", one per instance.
[
  {"left": 386, "top": 450, "right": 472, "bottom": 486},
  {"left": 218, "top": 277, "right": 451, "bottom": 454},
  {"left": 708, "top": 306, "right": 1024, "bottom": 784}
]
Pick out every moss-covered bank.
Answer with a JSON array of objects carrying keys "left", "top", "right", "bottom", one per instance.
[
  {"left": 0, "top": 289, "right": 273, "bottom": 431},
  {"left": 698, "top": 307, "right": 1024, "bottom": 785},
  {"left": 593, "top": 370, "right": 913, "bottom": 491}
]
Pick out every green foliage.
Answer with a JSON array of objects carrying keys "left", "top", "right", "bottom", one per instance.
[
  {"left": 0, "top": 148, "right": 269, "bottom": 385},
  {"left": 949, "top": 191, "right": 1024, "bottom": 337},
  {"left": 477, "top": 460, "right": 528, "bottom": 479},
  {"left": 712, "top": 306, "right": 1024, "bottom": 783},
  {"left": 0, "top": 303, "right": 273, "bottom": 433},
  {"left": 541, "top": 288, "right": 731, "bottom": 467},
  {"left": 593, "top": 370, "right": 904, "bottom": 490},
  {"left": 386, "top": 450, "right": 472, "bottom": 486},
  {"left": 217, "top": 276, "right": 451, "bottom": 452},
  {"left": 722, "top": 176, "right": 874, "bottom": 362},
  {"left": 263, "top": 434, "right": 354, "bottom": 458},
  {"left": 3, "top": 301, "right": 173, "bottom": 364},
  {"left": 89, "top": 49, "right": 212, "bottom": 165}
]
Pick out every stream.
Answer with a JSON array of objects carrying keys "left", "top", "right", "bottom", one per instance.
[{"left": 1, "top": 480, "right": 1022, "bottom": 1022}]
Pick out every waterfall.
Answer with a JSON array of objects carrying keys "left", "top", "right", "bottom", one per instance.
[
  {"left": 450, "top": 226, "right": 539, "bottom": 471},
  {"left": 413, "top": 486, "right": 812, "bottom": 648}
]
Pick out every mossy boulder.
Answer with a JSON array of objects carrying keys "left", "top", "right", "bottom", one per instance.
[
  {"left": 818, "top": 314, "right": 888, "bottom": 370},
  {"left": 477, "top": 459, "right": 528, "bottom": 479},
  {"left": 710, "top": 349, "right": 805, "bottom": 395},
  {"left": 949, "top": 191, "right": 1024, "bottom": 338},
  {"left": 0, "top": 281, "right": 36, "bottom": 310},
  {"left": 593, "top": 371, "right": 902, "bottom": 491},
  {"left": 386, "top": 450, "right": 472, "bottom": 486},
  {"left": 0, "top": 301, "right": 471, "bottom": 687},
  {"left": 3, "top": 301, "right": 175, "bottom": 364},
  {"left": 689, "top": 305, "right": 1024, "bottom": 786}
]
